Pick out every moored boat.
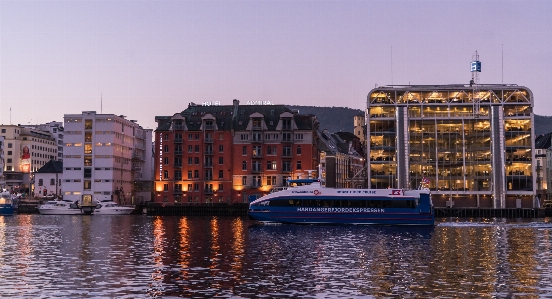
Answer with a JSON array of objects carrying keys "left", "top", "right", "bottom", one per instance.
[
  {"left": 38, "top": 200, "right": 84, "bottom": 215},
  {"left": 248, "top": 179, "right": 434, "bottom": 225},
  {"left": 94, "top": 201, "right": 135, "bottom": 215},
  {"left": 0, "top": 189, "right": 14, "bottom": 216}
]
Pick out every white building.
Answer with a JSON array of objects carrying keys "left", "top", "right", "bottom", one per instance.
[
  {"left": 30, "top": 122, "right": 65, "bottom": 162},
  {"left": 0, "top": 125, "right": 58, "bottom": 194},
  {"left": 33, "top": 160, "right": 63, "bottom": 198},
  {"left": 63, "top": 111, "right": 152, "bottom": 204}
]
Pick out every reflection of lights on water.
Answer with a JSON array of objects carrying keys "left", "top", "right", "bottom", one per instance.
[
  {"left": 178, "top": 217, "right": 190, "bottom": 280},
  {"left": 231, "top": 218, "right": 245, "bottom": 276},
  {"left": 152, "top": 216, "right": 165, "bottom": 283},
  {"left": 209, "top": 217, "right": 220, "bottom": 270}
]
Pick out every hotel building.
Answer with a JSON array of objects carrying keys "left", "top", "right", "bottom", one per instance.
[
  {"left": 154, "top": 100, "right": 319, "bottom": 204},
  {"left": 366, "top": 84, "right": 536, "bottom": 208},
  {"left": 63, "top": 111, "right": 152, "bottom": 204}
]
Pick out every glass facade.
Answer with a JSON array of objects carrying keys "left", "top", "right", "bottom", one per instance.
[{"left": 367, "top": 85, "right": 536, "bottom": 208}]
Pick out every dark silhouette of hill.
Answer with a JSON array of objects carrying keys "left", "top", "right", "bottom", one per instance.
[
  {"left": 289, "top": 106, "right": 362, "bottom": 133},
  {"left": 291, "top": 105, "right": 552, "bottom": 138}
]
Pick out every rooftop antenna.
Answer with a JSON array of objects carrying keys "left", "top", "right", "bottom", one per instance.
[{"left": 470, "top": 51, "right": 481, "bottom": 117}]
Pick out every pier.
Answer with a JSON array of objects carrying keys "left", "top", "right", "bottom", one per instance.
[
  {"left": 145, "top": 203, "right": 249, "bottom": 216},
  {"left": 434, "top": 208, "right": 545, "bottom": 218}
]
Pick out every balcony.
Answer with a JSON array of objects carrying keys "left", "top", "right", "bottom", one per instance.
[
  {"left": 252, "top": 138, "right": 263, "bottom": 143},
  {"left": 204, "top": 189, "right": 214, "bottom": 195},
  {"left": 205, "top": 138, "right": 213, "bottom": 143},
  {"left": 252, "top": 125, "right": 263, "bottom": 130},
  {"left": 204, "top": 125, "right": 215, "bottom": 130},
  {"left": 252, "top": 153, "right": 263, "bottom": 159},
  {"left": 174, "top": 163, "right": 182, "bottom": 168},
  {"left": 173, "top": 125, "right": 184, "bottom": 130},
  {"left": 204, "top": 163, "right": 213, "bottom": 168},
  {"left": 173, "top": 189, "right": 184, "bottom": 194},
  {"left": 174, "top": 150, "right": 183, "bottom": 155},
  {"left": 251, "top": 167, "right": 263, "bottom": 174},
  {"left": 174, "top": 138, "right": 183, "bottom": 143},
  {"left": 205, "top": 150, "right": 214, "bottom": 155},
  {"left": 282, "top": 153, "right": 293, "bottom": 159}
]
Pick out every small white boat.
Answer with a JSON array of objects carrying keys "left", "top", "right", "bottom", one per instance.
[
  {"left": 94, "top": 201, "right": 135, "bottom": 215},
  {"left": 38, "top": 200, "right": 84, "bottom": 215}
]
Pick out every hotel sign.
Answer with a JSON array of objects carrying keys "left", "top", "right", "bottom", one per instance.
[
  {"left": 201, "top": 101, "right": 274, "bottom": 106},
  {"left": 247, "top": 101, "right": 273, "bottom": 105}
]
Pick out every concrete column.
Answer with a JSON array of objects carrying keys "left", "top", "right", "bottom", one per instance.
[
  {"left": 490, "top": 105, "right": 506, "bottom": 208},
  {"left": 396, "top": 106, "right": 410, "bottom": 190}
]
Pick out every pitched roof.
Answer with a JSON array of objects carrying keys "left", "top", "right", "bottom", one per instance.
[
  {"left": 155, "top": 101, "right": 317, "bottom": 132},
  {"left": 36, "top": 160, "right": 63, "bottom": 173},
  {"left": 535, "top": 132, "right": 552, "bottom": 149}
]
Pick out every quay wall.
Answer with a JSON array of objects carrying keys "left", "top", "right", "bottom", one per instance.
[{"left": 16, "top": 202, "right": 552, "bottom": 218}]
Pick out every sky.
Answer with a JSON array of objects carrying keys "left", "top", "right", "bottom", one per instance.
[{"left": 1, "top": 0, "right": 551, "bottom": 131}]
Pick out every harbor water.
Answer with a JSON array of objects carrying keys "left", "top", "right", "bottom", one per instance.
[{"left": 1, "top": 215, "right": 552, "bottom": 298}]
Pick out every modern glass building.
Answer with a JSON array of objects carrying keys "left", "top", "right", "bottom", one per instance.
[{"left": 366, "top": 84, "right": 536, "bottom": 208}]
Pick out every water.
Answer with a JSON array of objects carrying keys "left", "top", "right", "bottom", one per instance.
[{"left": 1, "top": 215, "right": 552, "bottom": 298}]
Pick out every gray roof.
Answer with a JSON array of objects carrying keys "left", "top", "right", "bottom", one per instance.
[
  {"left": 535, "top": 132, "right": 552, "bottom": 149},
  {"left": 36, "top": 160, "right": 63, "bottom": 173},
  {"left": 155, "top": 102, "right": 317, "bottom": 132}
]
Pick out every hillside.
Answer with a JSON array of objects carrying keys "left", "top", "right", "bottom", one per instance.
[{"left": 290, "top": 105, "right": 552, "bottom": 137}]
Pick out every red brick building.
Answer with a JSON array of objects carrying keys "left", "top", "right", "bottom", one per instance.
[{"left": 154, "top": 100, "right": 319, "bottom": 204}]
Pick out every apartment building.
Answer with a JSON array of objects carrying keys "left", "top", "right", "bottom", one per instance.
[
  {"left": 63, "top": 111, "right": 152, "bottom": 204},
  {"left": 154, "top": 100, "right": 319, "bottom": 204},
  {"left": 0, "top": 125, "right": 57, "bottom": 193},
  {"left": 318, "top": 130, "right": 365, "bottom": 188},
  {"left": 367, "top": 84, "right": 536, "bottom": 208}
]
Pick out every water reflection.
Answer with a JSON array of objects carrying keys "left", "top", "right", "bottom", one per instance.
[{"left": 1, "top": 215, "right": 552, "bottom": 298}]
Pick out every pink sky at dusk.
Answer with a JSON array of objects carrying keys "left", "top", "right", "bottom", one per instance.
[{"left": 1, "top": 0, "right": 551, "bottom": 130}]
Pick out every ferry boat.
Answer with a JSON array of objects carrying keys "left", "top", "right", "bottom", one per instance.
[
  {"left": 0, "top": 189, "right": 14, "bottom": 216},
  {"left": 248, "top": 179, "right": 434, "bottom": 225}
]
